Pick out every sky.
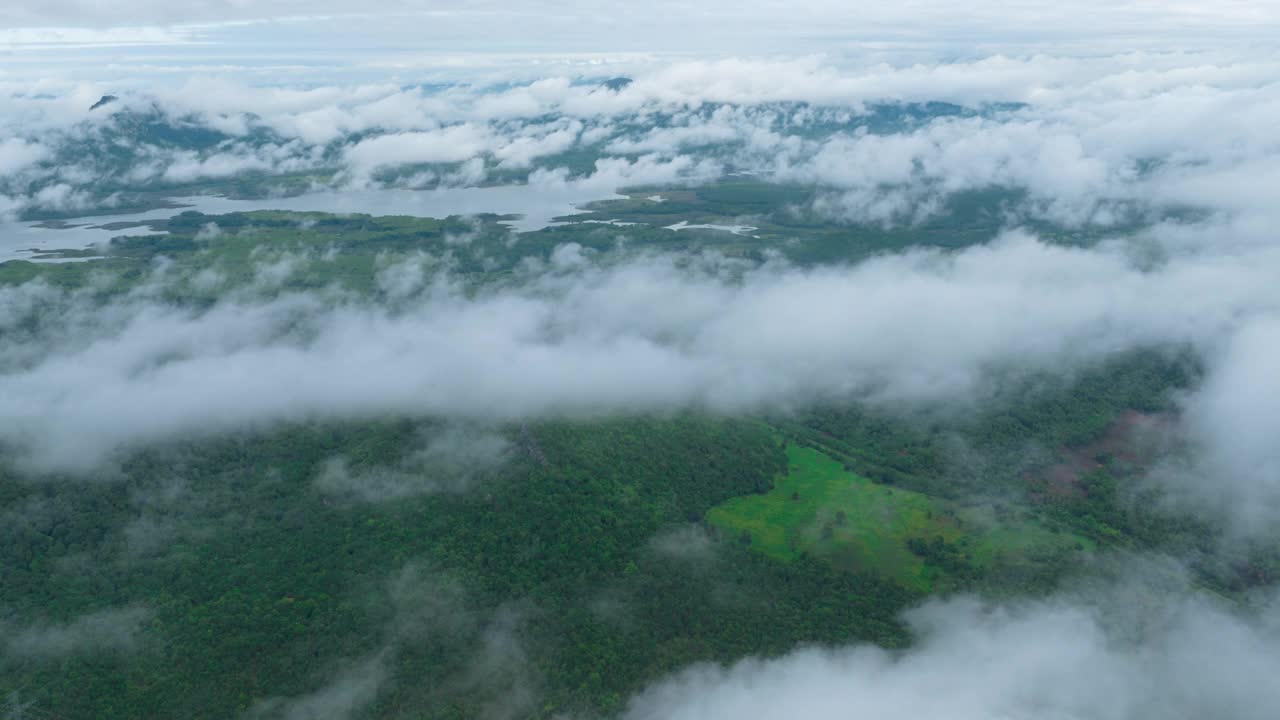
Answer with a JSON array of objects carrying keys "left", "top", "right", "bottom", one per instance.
[{"left": 4, "top": 1, "right": 1280, "bottom": 88}]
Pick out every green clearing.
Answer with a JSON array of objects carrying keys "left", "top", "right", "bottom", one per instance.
[
  {"left": 708, "top": 444, "right": 957, "bottom": 591},
  {"left": 959, "top": 504, "right": 1096, "bottom": 566},
  {"left": 707, "top": 444, "right": 1091, "bottom": 592}
]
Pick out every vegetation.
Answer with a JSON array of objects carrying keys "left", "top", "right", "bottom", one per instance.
[
  {"left": 6, "top": 175, "right": 1159, "bottom": 292},
  {"left": 708, "top": 444, "right": 1092, "bottom": 593},
  {"left": 710, "top": 444, "right": 961, "bottom": 590},
  {"left": 0, "top": 417, "right": 917, "bottom": 718}
]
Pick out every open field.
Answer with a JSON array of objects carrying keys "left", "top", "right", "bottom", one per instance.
[
  {"left": 709, "top": 443, "right": 1093, "bottom": 591},
  {"left": 708, "top": 444, "right": 960, "bottom": 590}
]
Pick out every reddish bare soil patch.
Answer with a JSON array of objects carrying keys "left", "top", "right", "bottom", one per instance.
[{"left": 1028, "top": 410, "right": 1179, "bottom": 501}]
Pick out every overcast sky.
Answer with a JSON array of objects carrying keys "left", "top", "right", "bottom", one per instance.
[{"left": 5, "top": 1, "right": 1280, "bottom": 88}]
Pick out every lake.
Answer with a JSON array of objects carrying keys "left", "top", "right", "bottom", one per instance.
[{"left": 0, "top": 183, "right": 623, "bottom": 263}]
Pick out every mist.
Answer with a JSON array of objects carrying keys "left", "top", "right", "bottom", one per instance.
[
  {"left": 622, "top": 582, "right": 1280, "bottom": 720},
  {"left": 314, "top": 425, "right": 512, "bottom": 502},
  {"left": 4, "top": 228, "right": 1280, "bottom": 532},
  {"left": 6, "top": 51, "right": 1280, "bottom": 228},
  {"left": 2, "top": 606, "right": 152, "bottom": 660}
]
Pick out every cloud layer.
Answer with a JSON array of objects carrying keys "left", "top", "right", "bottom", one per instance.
[
  {"left": 622, "top": 587, "right": 1280, "bottom": 720},
  {"left": 2, "top": 223, "right": 1279, "bottom": 534},
  {"left": 5, "top": 52, "right": 1280, "bottom": 228},
  {"left": 1, "top": 52, "right": 1280, "bottom": 539},
  {"left": 4, "top": 1, "right": 1279, "bottom": 60}
]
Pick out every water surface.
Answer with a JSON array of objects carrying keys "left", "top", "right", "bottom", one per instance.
[{"left": 0, "top": 183, "right": 623, "bottom": 263}]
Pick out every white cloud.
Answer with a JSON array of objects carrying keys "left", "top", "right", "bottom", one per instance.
[
  {"left": 0, "top": 138, "right": 50, "bottom": 176},
  {"left": 246, "top": 651, "right": 390, "bottom": 720},
  {"left": 621, "top": 589, "right": 1280, "bottom": 720},
  {"left": 315, "top": 425, "right": 511, "bottom": 501},
  {"left": 344, "top": 124, "right": 493, "bottom": 178},
  {"left": 3, "top": 56, "right": 1280, "bottom": 543},
  {"left": 3, "top": 227, "right": 1278, "bottom": 480},
  {"left": 493, "top": 120, "right": 581, "bottom": 168},
  {"left": 5, "top": 52, "right": 1280, "bottom": 232},
  {"left": 1172, "top": 318, "right": 1280, "bottom": 536},
  {"left": 5, "top": 2, "right": 1278, "bottom": 62},
  {"left": 0, "top": 25, "right": 192, "bottom": 47},
  {"left": 160, "top": 148, "right": 275, "bottom": 183},
  {"left": 3, "top": 606, "right": 152, "bottom": 659}
]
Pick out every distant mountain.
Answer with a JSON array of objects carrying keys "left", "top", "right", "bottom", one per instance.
[{"left": 89, "top": 94, "right": 118, "bottom": 111}]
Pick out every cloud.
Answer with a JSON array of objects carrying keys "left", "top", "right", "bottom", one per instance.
[
  {"left": 453, "top": 605, "right": 539, "bottom": 720},
  {"left": 6, "top": 52, "right": 1280, "bottom": 231},
  {"left": 2, "top": 2, "right": 1278, "bottom": 62},
  {"left": 2, "top": 606, "right": 152, "bottom": 660},
  {"left": 1170, "top": 318, "right": 1280, "bottom": 538},
  {"left": 242, "top": 563, "right": 457, "bottom": 720},
  {"left": 158, "top": 145, "right": 300, "bottom": 183},
  {"left": 0, "top": 25, "right": 193, "bottom": 48},
  {"left": 605, "top": 108, "right": 747, "bottom": 156},
  {"left": 245, "top": 651, "right": 391, "bottom": 720},
  {"left": 648, "top": 524, "right": 716, "bottom": 562},
  {"left": 314, "top": 424, "right": 512, "bottom": 502},
  {"left": 785, "top": 119, "right": 1117, "bottom": 225},
  {"left": 3, "top": 228, "right": 1279, "bottom": 481},
  {"left": 0, "top": 138, "right": 50, "bottom": 176},
  {"left": 343, "top": 124, "right": 494, "bottom": 179},
  {"left": 492, "top": 119, "right": 582, "bottom": 169},
  {"left": 621, "top": 587, "right": 1280, "bottom": 720},
  {"left": 242, "top": 562, "right": 533, "bottom": 720}
]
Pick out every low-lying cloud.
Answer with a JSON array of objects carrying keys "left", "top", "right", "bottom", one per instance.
[
  {"left": 2, "top": 605, "right": 152, "bottom": 660},
  {"left": 5, "top": 52, "right": 1280, "bottom": 229},
  {"left": 621, "top": 585, "right": 1280, "bottom": 720},
  {"left": 1171, "top": 319, "right": 1280, "bottom": 538},
  {"left": 315, "top": 425, "right": 512, "bottom": 502},
  {"left": 4, "top": 224, "right": 1280, "bottom": 536},
  {"left": 244, "top": 562, "right": 534, "bottom": 720}
]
